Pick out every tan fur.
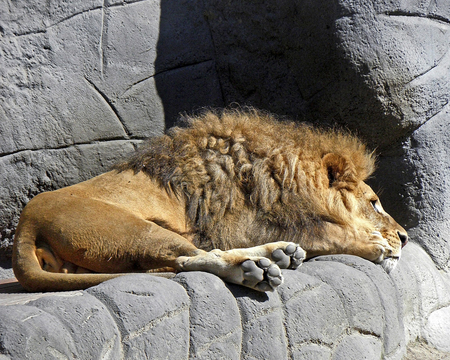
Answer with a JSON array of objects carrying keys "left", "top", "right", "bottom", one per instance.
[{"left": 12, "top": 109, "right": 408, "bottom": 292}]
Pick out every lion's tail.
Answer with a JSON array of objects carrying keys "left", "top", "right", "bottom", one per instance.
[
  {"left": 12, "top": 222, "right": 173, "bottom": 292},
  {"left": 14, "top": 265, "right": 125, "bottom": 292}
]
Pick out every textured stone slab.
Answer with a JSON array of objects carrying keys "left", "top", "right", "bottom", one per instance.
[
  {"left": 299, "top": 261, "right": 384, "bottom": 337},
  {"left": 0, "top": 141, "right": 137, "bottom": 251},
  {"left": 331, "top": 333, "right": 383, "bottom": 360},
  {"left": 292, "top": 344, "right": 332, "bottom": 360},
  {"left": 0, "top": 302, "right": 79, "bottom": 359},
  {"left": 229, "top": 284, "right": 288, "bottom": 360},
  {"left": 154, "top": 60, "right": 224, "bottom": 128},
  {"left": 173, "top": 271, "right": 242, "bottom": 359},
  {"left": 30, "top": 292, "right": 121, "bottom": 360},
  {"left": 2, "top": 0, "right": 450, "bottom": 274},
  {"left": 310, "top": 255, "right": 406, "bottom": 358},
  {"left": 278, "top": 270, "right": 348, "bottom": 348},
  {"left": 87, "top": 274, "right": 190, "bottom": 360},
  {"left": 424, "top": 306, "right": 450, "bottom": 353},
  {"left": 0, "top": 252, "right": 450, "bottom": 359},
  {"left": 391, "top": 243, "right": 450, "bottom": 352}
]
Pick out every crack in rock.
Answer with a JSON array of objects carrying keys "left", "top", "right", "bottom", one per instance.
[
  {"left": 122, "top": 304, "right": 189, "bottom": 342},
  {"left": 84, "top": 77, "right": 131, "bottom": 138},
  {"left": 381, "top": 11, "right": 450, "bottom": 25},
  {"left": 192, "top": 326, "right": 242, "bottom": 356}
]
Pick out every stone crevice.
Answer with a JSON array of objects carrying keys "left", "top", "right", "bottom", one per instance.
[
  {"left": 153, "top": 59, "right": 216, "bottom": 80},
  {"left": 281, "top": 283, "right": 323, "bottom": 305},
  {"left": 99, "top": 0, "right": 108, "bottom": 79},
  {"left": 288, "top": 338, "right": 334, "bottom": 351},
  {"left": 86, "top": 291, "right": 129, "bottom": 340},
  {"left": 120, "top": 59, "right": 217, "bottom": 97},
  {"left": 411, "top": 99, "right": 450, "bottom": 133},
  {"left": 10, "top": 1, "right": 150, "bottom": 37},
  {"left": 352, "top": 327, "right": 382, "bottom": 339},
  {"left": 99, "top": 334, "right": 121, "bottom": 360},
  {"left": 122, "top": 304, "right": 189, "bottom": 342},
  {"left": 192, "top": 325, "right": 242, "bottom": 357},
  {"left": 84, "top": 77, "right": 131, "bottom": 138},
  {"left": 202, "top": 14, "right": 227, "bottom": 105},
  {"left": 0, "top": 139, "right": 144, "bottom": 160},
  {"left": 381, "top": 11, "right": 450, "bottom": 25}
]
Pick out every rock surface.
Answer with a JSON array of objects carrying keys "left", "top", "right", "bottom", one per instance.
[{"left": 1, "top": 244, "right": 449, "bottom": 359}]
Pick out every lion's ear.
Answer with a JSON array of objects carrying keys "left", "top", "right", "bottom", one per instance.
[{"left": 322, "top": 153, "right": 357, "bottom": 189}]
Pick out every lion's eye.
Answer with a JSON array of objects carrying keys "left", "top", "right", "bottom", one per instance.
[{"left": 371, "top": 200, "right": 380, "bottom": 213}]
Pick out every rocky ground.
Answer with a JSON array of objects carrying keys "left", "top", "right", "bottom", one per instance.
[{"left": 1, "top": 244, "right": 449, "bottom": 359}]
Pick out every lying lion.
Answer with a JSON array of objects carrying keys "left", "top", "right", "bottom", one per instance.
[{"left": 12, "top": 109, "right": 408, "bottom": 292}]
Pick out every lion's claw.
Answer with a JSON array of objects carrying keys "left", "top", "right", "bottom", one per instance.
[
  {"left": 241, "top": 258, "right": 283, "bottom": 291},
  {"left": 271, "top": 243, "right": 305, "bottom": 269}
]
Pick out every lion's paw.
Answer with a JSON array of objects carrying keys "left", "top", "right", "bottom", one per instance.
[
  {"left": 271, "top": 243, "right": 305, "bottom": 269},
  {"left": 241, "top": 258, "right": 283, "bottom": 292}
]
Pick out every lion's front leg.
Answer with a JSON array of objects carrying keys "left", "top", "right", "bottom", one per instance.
[{"left": 175, "top": 242, "right": 305, "bottom": 292}]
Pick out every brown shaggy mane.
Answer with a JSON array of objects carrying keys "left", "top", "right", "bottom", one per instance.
[{"left": 114, "top": 109, "right": 375, "bottom": 251}]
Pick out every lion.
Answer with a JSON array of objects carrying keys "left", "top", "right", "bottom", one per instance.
[{"left": 12, "top": 109, "right": 408, "bottom": 292}]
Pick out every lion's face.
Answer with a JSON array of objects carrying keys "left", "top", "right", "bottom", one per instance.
[
  {"left": 350, "top": 181, "right": 408, "bottom": 272},
  {"left": 322, "top": 152, "right": 407, "bottom": 272}
]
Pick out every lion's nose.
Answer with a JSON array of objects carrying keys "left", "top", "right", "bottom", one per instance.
[{"left": 398, "top": 231, "right": 408, "bottom": 248}]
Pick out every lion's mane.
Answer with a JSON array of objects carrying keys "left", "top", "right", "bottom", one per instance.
[{"left": 115, "top": 109, "right": 375, "bottom": 251}]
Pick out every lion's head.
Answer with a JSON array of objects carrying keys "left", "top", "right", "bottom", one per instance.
[{"left": 320, "top": 152, "right": 408, "bottom": 272}]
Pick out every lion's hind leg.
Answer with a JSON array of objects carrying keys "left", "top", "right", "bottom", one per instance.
[
  {"left": 176, "top": 242, "right": 305, "bottom": 292},
  {"left": 35, "top": 246, "right": 64, "bottom": 273},
  {"left": 35, "top": 246, "right": 92, "bottom": 274}
]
